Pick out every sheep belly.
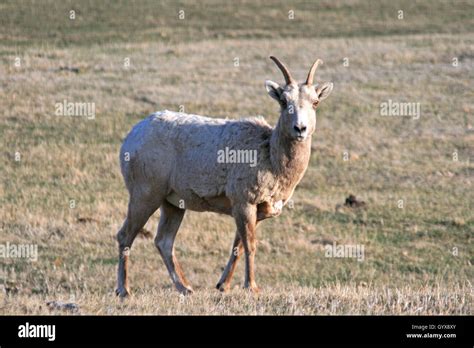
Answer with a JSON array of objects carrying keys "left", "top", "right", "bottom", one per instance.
[
  {"left": 165, "top": 191, "right": 283, "bottom": 220},
  {"left": 166, "top": 191, "right": 233, "bottom": 215}
]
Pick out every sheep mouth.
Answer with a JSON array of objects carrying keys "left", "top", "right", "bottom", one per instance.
[{"left": 295, "top": 135, "right": 306, "bottom": 142}]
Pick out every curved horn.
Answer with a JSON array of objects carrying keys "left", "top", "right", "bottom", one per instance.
[
  {"left": 305, "top": 59, "right": 323, "bottom": 85},
  {"left": 269, "top": 56, "right": 295, "bottom": 85}
]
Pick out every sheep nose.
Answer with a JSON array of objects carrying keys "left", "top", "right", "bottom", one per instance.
[{"left": 293, "top": 125, "right": 307, "bottom": 134}]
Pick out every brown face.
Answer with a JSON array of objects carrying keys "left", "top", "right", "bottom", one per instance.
[{"left": 265, "top": 56, "right": 333, "bottom": 142}]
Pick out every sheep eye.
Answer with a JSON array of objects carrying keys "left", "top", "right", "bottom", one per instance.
[
  {"left": 312, "top": 100, "right": 319, "bottom": 108},
  {"left": 280, "top": 99, "right": 288, "bottom": 108}
]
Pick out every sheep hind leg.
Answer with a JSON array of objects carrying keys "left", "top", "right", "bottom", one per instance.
[
  {"left": 116, "top": 194, "right": 162, "bottom": 298},
  {"left": 155, "top": 200, "right": 193, "bottom": 295}
]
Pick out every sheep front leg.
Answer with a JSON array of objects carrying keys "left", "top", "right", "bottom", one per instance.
[
  {"left": 233, "top": 203, "right": 259, "bottom": 293},
  {"left": 216, "top": 232, "right": 242, "bottom": 292}
]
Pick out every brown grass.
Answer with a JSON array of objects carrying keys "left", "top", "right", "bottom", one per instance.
[{"left": 0, "top": 0, "right": 472, "bottom": 315}]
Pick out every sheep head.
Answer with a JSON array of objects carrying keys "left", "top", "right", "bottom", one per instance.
[{"left": 265, "top": 56, "right": 333, "bottom": 142}]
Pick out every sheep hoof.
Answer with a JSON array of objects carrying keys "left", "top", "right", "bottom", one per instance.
[
  {"left": 216, "top": 282, "right": 230, "bottom": 292},
  {"left": 115, "top": 287, "right": 131, "bottom": 298},
  {"left": 244, "top": 285, "right": 261, "bottom": 294},
  {"left": 176, "top": 284, "right": 194, "bottom": 295}
]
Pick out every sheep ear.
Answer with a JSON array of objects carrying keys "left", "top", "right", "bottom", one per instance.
[
  {"left": 265, "top": 80, "right": 283, "bottom": 101},
  {"left": 315, "top": 82, "right": 333, "bottom": 101}
]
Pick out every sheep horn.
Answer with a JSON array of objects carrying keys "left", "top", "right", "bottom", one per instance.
[
  {"left": 270, "top": 56, "right": 295, "bottom": 85},
  {"left": 305, "top": 59, "right": 323, "bottom": 85}
]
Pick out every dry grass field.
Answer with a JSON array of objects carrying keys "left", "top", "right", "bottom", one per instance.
[{"left": 0, "top": 0, "right": 473, "bottom": 315}]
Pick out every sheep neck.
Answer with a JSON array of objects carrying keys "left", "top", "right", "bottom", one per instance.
[{"left": 270, "top": 119, "right": 311, "bottom": 191}]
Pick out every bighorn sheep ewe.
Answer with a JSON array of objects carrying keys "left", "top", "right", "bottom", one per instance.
[{"left": 116, "top": 56, "right": 333, "bottom": 296}]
